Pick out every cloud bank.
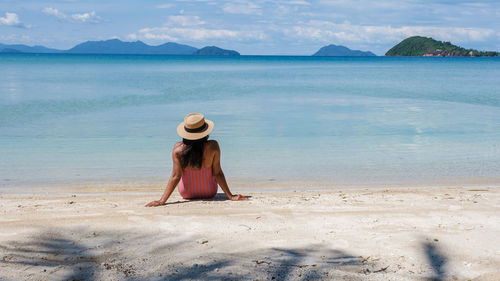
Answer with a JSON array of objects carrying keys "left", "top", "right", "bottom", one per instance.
[
  {"left": 0, "top": 12, "right": 29, "bottom": 28},
  {"left": 129, "top": 15, "right": 266, "bottom": 42},
  {"left": 222, "top": 2, "right": 262, "bottom": 15},
  {"left": 42, "top": 7, "right": 101, "bottom": 23},
  {"left": 1, "top": 0, "right": 498, "bottom": 55},
  {"left": 288, "top": 20, "right": 496, "bottom": 44}
]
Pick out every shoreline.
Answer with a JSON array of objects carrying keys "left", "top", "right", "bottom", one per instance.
[
  {"left": 1, "top": 175, "right": 499, "bottom": 195},
  {"left": 1, "top": 186, "right": 499, "bottom": 280}
]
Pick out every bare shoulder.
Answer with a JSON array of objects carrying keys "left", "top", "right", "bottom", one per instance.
[{"left": 206, "top": 140, "right": 220, "bottom": 151}]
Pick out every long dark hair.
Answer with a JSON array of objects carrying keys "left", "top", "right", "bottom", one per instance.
[{"left": 181, "top": 136, "right": 208, "bottom": 169}]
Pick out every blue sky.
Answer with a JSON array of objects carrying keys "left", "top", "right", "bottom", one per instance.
[{"left": 1, "top": 0, "right": 499, "bottom": 55}]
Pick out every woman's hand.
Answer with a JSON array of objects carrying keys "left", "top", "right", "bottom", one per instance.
[
  {"left": 145, "top": 200, "right": 165, "bottom": 207},
  {"left": 230, "top": 194, "right": 248, "bottom": 201}
]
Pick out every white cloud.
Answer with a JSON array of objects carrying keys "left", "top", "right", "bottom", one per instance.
[
  {"left": 0, "top": 33, "right": 31, "bottom": 43},
  {"left": 168, "top": 15, "right": 205, "bottom": 26},
  {"left": 127, "top": 33, "right": 138, "bottom": 40},
  {"left": 132, "top": 13, "right": 266, "bottom": 42},
  {"left": 42, "top": 7, "right": 100, "bottom": 23},
  {"left": 317, "top": 0, "right": 412, "bottom": 9},
  {"left": 0, "top": 12, "right": 29, "bottom": 28},
  {"left": 156, "top": 3, "right": 174, "bottom": 9},
  {"left": 71, "top": 11, "right": 100, "bottom": 23},
  {"left": 222, "top": 2, "right": 262, "bottom": 15},
  {"left": 42, "top": 7, "right": 67, "bottom": 19},
  {"left": 288, "top": 20, "right": 496, "bottom": 44},
  {"left": 284, "top": 0, "right": 310, "bottom": 5},
  {"left": 0, "top": 12, "right": 20, "bottom": 25},
  {"left": 139, "top": 26, "right": 265, "bottom": 41}
]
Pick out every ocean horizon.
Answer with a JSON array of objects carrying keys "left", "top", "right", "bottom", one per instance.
[{"left": 1, "top": 54, "right": 499, "bottom": 191}]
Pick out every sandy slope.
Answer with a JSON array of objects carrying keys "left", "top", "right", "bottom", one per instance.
[{"left": 1, "top": 186, "right": 499, "bottom": 280}]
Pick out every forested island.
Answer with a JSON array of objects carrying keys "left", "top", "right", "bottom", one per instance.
[{"left": 386, "top": 36, "right": 499, "bottom": 57}]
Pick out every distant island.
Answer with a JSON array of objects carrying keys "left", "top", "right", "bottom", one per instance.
[
  {"left": 2, "top": 37, "right": 498, "bottom": 57},
  {"left": 66, "top": 39, "right": 197, "bottom": 55},
  {"left": 193, "top": 46, "right": 239, "bottom": 56},
  {"left": 386, "top": 36, "right": 499, "bottom": 57},
  {"left": 0, "top": 39, "right": 237, "bottom": 56},
  {"left": 1, "top": 48, "right": 23, "bottom": 53},
  {"left": 0, "top": 43, "right": 60, "bottom": 53},
  {"left": 313, "top": 44, "right": 376, "bottom": 56}
]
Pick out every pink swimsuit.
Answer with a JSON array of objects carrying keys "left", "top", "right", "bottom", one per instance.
[{"left": 178, "top": 167, "right": 218, "bottom": 199}]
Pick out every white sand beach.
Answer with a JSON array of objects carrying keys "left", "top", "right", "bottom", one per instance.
[{"left": 1, "top": 185, "right": 499, "bottom": 280}]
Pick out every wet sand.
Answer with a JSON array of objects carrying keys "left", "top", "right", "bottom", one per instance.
[{"left": 1, "top": 186, "right": 499, "bottom": 280}]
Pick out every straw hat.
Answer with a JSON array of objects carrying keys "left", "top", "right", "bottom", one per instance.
[{"left": 177, "top": 113, "right": 214, "bottom": 140}]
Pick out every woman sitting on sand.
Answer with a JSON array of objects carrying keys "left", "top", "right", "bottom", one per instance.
[{"left": 146, "top": 113, "right": 247, "bottom": 207}]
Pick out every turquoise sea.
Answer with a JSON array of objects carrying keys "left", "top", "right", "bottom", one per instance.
[{"left": 1, "top": 54, "right": 499, "bottom": 189}]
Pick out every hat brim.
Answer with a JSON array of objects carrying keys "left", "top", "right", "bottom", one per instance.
[{"left": 177, "top": 119, "right": 214, "bottom": 140}]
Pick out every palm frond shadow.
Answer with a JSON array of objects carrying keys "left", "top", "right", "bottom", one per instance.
[
  {"left": 0, "top": 228, "right": 449, "bottom": 280},
  {"left": 422, "top": 240, "right": 448, "bottom": 281}
]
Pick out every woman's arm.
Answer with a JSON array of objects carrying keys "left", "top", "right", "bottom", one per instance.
[
  {"left": 211, "top": 141, "right": 248, "bottom": 201},
  {"left": 145, "top": 143, "right": 184, "bottom": 207}
]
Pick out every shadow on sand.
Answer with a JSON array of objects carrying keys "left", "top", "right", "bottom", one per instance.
[
  {"left": 0, "top": 228, "right": 454, "bottom": 281},
  {"left": 162, "top": 194, "right": 253, "bottom": 206},
  {"left": 422, "top": 240, "right": 448, "bottom": 281},
  {"left": 0, "top": 228, "right": 385, "bottom": 281}
]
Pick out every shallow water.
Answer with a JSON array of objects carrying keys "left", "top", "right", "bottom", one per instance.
[{"left": 1, "top": 54, "right": 499, "bottom": 188}]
